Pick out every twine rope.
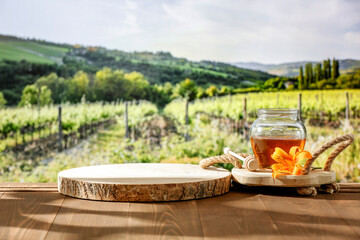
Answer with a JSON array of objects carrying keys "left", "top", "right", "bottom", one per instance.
[
  {"left": 199, "top": 153, "right": 250, "bottom": 169},
  {"left": 199, "top": 134, "right": 354, "bottom": 175},
  {"left": 303, "top": 133, "right": 354, "bottom": 174}
]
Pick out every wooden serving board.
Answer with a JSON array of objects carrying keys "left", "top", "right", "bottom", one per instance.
[
  {"left": 232, "top": 168, "right": 336, "bottom": 187},
  {"left": 58, "top": 163, "right": 231, "bottom": 202}
]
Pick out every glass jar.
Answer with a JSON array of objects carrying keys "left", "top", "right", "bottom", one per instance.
[{"left": 250, "top": 108, "right": 306, "bottom": 168}]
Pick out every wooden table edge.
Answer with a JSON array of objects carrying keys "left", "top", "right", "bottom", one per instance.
[{"left": 0, "top": 182, "right": 359, "bottom": 192}]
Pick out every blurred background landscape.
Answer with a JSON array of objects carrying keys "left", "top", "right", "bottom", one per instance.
[{"left": 0, "top": 0, "right": 359, "bottom": 183}]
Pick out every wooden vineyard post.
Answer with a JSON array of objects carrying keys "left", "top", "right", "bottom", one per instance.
[
  {"left": 345, "top": 92, "right": 350, "bottom": 125},
  {"left": 125, "top": 102, "right": 129, "bottom": 139},
  {"left": 298, "top": 93, "right": 302, "bottom": 121},
  {"left": 185, "top": 98, "right": 189, "bottom": 141},
  {"left": 243, "top": 97, "right": 248, "bottom": 140},
  {"left": 58, "top": 106, "right": 63, "bottom": 151}
]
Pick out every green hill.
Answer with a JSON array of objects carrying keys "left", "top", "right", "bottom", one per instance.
[
  {"left": 0, "top": 34, "right": 273, "bottom": 87},
  {"left": 0, "top": 35, "right": 69, "bottom": 64},
  {"left": 234, "top": 59, "right": 360, "bottom": 77}
]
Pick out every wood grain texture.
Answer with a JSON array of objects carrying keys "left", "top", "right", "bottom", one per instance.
[
  {"left": 45, "top": 197, "right": 130, "bottom": 240},
  {"left": 0, "top": 192, "right": 64, "bottom": 240},
  {"left": 58, "top": 164, "right": 231, "bottom": 202},
  {"left": 259, "top": 194, "right": 359, "bottom": 239},
  {"left": 126, "top": 200, "right": 204, "bottom": 239},
  {"left": 0, "top": 183, "right": 58, "bottom": 192},
  {"left": 0, "top": 182, "right": 57, "bottom": 188},
  {"left": 197, "top": 192, "right": 281, "bottom": 239},
  {"left": 0, "top": 184, "right": 360, "bottom": 240},
  {"left": 323, "top": 193, "right": 360, "bottom": 238},
  {"left": 339, "top": 183, "right": 360, "bottom": 189}
]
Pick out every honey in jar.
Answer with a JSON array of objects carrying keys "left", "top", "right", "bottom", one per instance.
[
  {"left": 251, "top": 137, "right": 306, "bottom": 168},
  {"left": 249, "top": 108, "right": 307, "bottom": 168}
]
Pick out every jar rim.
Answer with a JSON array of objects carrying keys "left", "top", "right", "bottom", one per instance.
[{"left": 258, "top": 108, "right": 298, "bottom": 116}]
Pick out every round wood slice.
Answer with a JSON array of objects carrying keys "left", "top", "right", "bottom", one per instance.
[
  {"left": 58, "top": 163, "right": 231, "bottom": 202},
  {"left": 232, "top": 168, "right": 336, "bottom": 187}
]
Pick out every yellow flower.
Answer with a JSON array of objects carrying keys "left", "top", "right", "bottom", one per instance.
[{"left": 271, "top": 146, "right": 312, "bottom": 179}]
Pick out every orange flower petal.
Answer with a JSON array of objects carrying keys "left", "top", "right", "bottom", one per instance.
[
  {"left": 289, "top": 146, "right": 301, "bottom": 159},
  {"left": 292, "top": 163, "right": 304, "bottom": 175},
  {"left": 271, "top": 163, "right": 283, "bottom": 172},
  {"left": 294, "top": 151, "right": 312, "bottom": 163},
  {"left": 274, "top": 147, "right": 291, "bottom": 159},
  {"left": 271, "top": 146, "right": 311, "bottom": 179},
  {"left": 274, "top": 170, "right": 292, "bottom": 178}
]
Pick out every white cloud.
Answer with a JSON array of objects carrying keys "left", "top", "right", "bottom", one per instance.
[
  {"left": 345, "top": 31, "right": 360, "bottom": 45},
  {"left": 0, "top": 0, "right": 359, "bottom": 63}
]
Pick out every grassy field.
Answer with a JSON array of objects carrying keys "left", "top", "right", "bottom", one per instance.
[{"left": 0, "top": 40, "right": 68, "bottom": 64}]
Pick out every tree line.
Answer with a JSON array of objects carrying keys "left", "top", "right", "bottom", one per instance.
[
  {"left": 261, "top": 58, "right": 359, "bottom": 91},
  {"left": 298, "top": 58, "right": 340, "bottom": 89},
  {"left": 0, "top": 68, "right": 238, "bottom": 109}
]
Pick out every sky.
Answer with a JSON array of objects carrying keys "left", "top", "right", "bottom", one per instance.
[{"left": 0, "top": 0, "right": 360, "bottom": 64}]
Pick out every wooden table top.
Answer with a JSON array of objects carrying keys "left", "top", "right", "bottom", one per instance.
[{"left": 0, "top": 183, "right": 359, "bottom": 240}]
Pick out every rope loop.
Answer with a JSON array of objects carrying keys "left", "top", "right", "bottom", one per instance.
[
  {"left": 200, "top": 153, "right": 250, "bottom": 169},
  {"left": 303, "top": 133, "right": 354, "bottom": 175}
]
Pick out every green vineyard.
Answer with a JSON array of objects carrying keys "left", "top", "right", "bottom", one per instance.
[
  {"left": 0, "top": 90, "right": 359, "bottom": 183},
  {"left": 165, "top": 89, "right": 360, "bottom": 121}
]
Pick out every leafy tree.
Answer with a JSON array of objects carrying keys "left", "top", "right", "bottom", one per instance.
[
  {"left": 173, "top": 78, "right": 197, "bottom": 101},
  {"left": 336, "top": 70, "right": 360, "bottom": 88},
  {"left": 66, "top": 71, "right": 90, "bottom": 103},
  {"left": 298, "top": 66, "right": 304, "bottom": 90},
  {"left": 124, "top": 71, "right": 150, "bottom": 99},
  {"left": 196, "top": 87, "right": 206, "bottom": 98},
  {"left": 94, "top": 68, "right": 130, "bottom": 101},
  {"left": 0, "top": 92, "right": 6, "bottom": 107},
  {"left": 19, "top": 85, "right": 52, "bottom": 106},
  {"left": 206, "top": 85, "right": 218, "bottom": 97},
  {"left": 263, "top": 77, "right": 293, "bottom": 90},
  {"left": 36, "top": 73, "right": 67, "bottom": 103},
  {"left": 218, "top": 86, "right": 231, "bottom": 95}
]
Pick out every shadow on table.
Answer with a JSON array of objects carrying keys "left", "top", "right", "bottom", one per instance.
[
  {"left": 231, "top": 182, "right": 360, "bottom": 200},
  {"left": 0, "top": 190, "right": 359, "bottom": 239}
]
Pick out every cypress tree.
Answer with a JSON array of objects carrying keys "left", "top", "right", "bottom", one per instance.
[
  {"left": 315, "top": 63, "right": 322, "bottom": 85},
  {"left": 298, "top": 66, "right": 304, "bottom": 90},
  {"left": 304, "top": 63, "right": 313, "bottom": 87},
  {"left": 323, "top": 60, "right": 328, "bottom": 79},
  {"left": 304, "top": 64, "right": 309, "bottom": 88},
  {"left": 323, "top": 59, "right": 332, "bottom": 79},
  {"left": 332, "top": 58, "right": 340, "bottom": 80},
  {"left": 327, "top": 59, "right": 332, "bottom": 80},
  {"left": 309, "top": 63, "right": 313, "bottom": 84}
]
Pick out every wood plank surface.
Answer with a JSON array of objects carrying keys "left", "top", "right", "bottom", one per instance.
[
  {"left": 0, "top": 183, "right": 359, "bottom": 240},
  {"left": 323, "top": 193, "right": 360, "bottom": 238},
  {"left": 259, "top": 194, "right": 359, "bottom": 239},
  {"left": 45, "top": 197, "right": 130, "bottom": 240},
  {"left": 126, "top": 200, "right": 204, "bottom": 240},
  {"left": 197, "top": 192, "right": 281, "bottom": 239},
  {"left": 339, "top": 183, "right": 360, "bottom": 189},
  {"left": 0, "top": 192, "right": 64, "bottom": 240},
  {"left": 0, "top": 183, "right": 58, "bottom": 192}
]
